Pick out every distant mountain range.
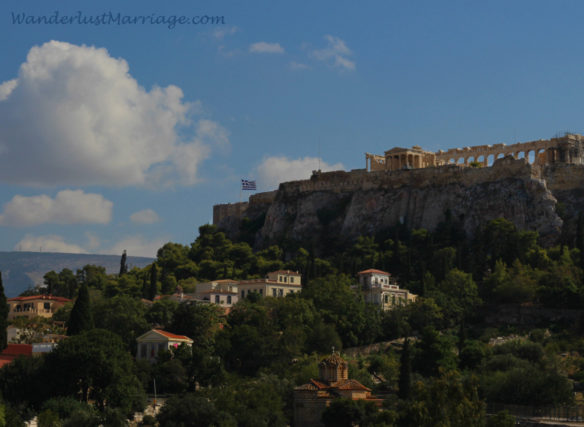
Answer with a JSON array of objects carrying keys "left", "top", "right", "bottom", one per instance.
[{"left": 0, "top": 251, "right": 154, "bottom": 297}]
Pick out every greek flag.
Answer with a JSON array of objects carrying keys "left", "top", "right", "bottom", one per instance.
[{"left": 241, "top": 179, "right": 256, "bottom": 190}]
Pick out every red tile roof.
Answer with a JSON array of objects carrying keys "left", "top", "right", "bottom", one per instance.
[
  {"left": 1, "top": 344, "right": 33, "bottom": 357},
  {"left": 0, "top": 344, "right": 33, "bottom": 368},
  {"left": 153, "top": 329, "right": 193, "bottom": 341},
  {"left": 357, "top": 269, "right": 390, "bottom": 276},
  {"left": 8, "top": 295, "right": 71, "bottom": 303}
]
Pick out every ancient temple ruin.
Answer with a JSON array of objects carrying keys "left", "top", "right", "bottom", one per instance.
[{"left": 365, "top": 133, "right": 584, "bottom": 171}]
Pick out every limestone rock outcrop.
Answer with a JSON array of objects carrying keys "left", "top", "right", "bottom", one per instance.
[{"left": 214, "top": 157, "right": 581, "bottom": 252}]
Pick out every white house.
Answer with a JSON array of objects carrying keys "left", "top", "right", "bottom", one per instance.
[{"left": 136, "top": 329, "right": 193, "bottom": 363}]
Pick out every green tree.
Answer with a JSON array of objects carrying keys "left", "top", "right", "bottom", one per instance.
[
  {"left": 0, "top": 272, "right": 7, "bottom": 351},
  {"left": 413, "top": 327, "right": 457, "bottom": 377},
  {"left": 398, "top": 371, "right": 485, "bottom": 427},
  {"left": 44, "top": 329, "right": 146, "bottom": 415},
  {"left": 66, "top": 283, "right": 93, "bottom": 336},
  {"left": 398, "top": 338, "right": 412, "bottom": 399},
  {"left": 148, "top": 264, "right": 158, "bottom": 301},
  {"left": 92, "top": 295, "right": 149, "bottom": 352},
  {"left": 119, "top": 250, "right": 128, "bottom": 277},
  {"left": 157, "top": 393, "right": 235, "bottom": 427}
]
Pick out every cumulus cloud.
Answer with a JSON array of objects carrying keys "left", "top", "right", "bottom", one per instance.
[
  {"left": 0, "top": 41, "right": 229, "bottom": 187},
  {"left": 107, "top": 235, "right": 169, "bottom": 258},
  {"left": 130, "top": 209, "right": 160, "bottom": 224},
  {"left": 15, "top": 234, "right": 87, "bottom": 253},
  {"left": 0, "top": 189, "right": 113, "bottom": 226},
  {"left": 249, "top": 42, "right": 285, "bottom": 54},
  {"left": 312, "top": 35, "right": 355, "bottom": 71},
  {"left": 254, "top": 156, "right": 344, "bottom": 190}
]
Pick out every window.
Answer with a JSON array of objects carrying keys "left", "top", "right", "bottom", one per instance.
[
  {"left": 272, "top": 288, "right": 277, "bottom": 297},
  {"left": 392, "top": 295, "right": 396, "bottom": 306},
  {"left": 384, "top": 295, "right": 388, "bottom": 303},
  {"left": 284, "top": 276, "right": 287, "bottom": 282},
  {"left": 227, "top": 295, "right": 232, "bottom": 304},
  {"left": 278, "top": 289, "right": 283, "bottom": 297},
  {"left": 44, "top": 302, "right": 51, "bottom": 311},
  {"left": 290, "top": 277, "right": 294, "bottom": 283},
  {"left": 259, "top": 289, "right": 263, "bottom": 295},
  {"left": 215, "top": 295, "right": 220, "bottom": 304},
  {"left": 241, "top": 290, "right": 245, "bottom": 298}
]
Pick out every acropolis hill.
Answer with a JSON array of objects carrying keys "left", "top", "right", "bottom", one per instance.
[{"left": 214, "top": 134, "right": 584, "bottom": 251}]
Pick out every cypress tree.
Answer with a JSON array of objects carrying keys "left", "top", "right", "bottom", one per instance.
[
  {"left": 67, "top": 283, "right": 93, "bottom": 336},
  {"left": 119, "top": 250, "right": 128, "bottom": 277},
  {"left": 148, "top": 264, "right": 158, "bottom": 301},
  {"left": 0, "top": 272, "right": 7, "bottom": 351},
  {"left": 398, "top": 338, "right": 411, "bottom": 400}
]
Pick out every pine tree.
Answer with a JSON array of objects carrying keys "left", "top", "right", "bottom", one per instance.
[
  {"left": 67, "top": 283, "right": 93, "bottom": 336},
  {"left": 119, "top": 250, "right": 128, "bottom": 277},
  {"left": 398, "top": 338, "right": 412, "bottom": 400},
  {"left": 148, "top": 264, "right": 158, "bottom": 301},
  {"left": 0, "top": 272, "right": 7, "bottom": 351}
]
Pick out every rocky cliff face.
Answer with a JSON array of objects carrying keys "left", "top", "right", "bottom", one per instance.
[{"left": 215, "top": 157, "right": 582, "bottom": 251}]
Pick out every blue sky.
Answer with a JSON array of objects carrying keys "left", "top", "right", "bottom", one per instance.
[{"left": 0, "top": 0, "right": 583, "bottom": 257}]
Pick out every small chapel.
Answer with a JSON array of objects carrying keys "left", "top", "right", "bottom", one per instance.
[{"left": 293, "top": 351, "right": 383, "bottom": 426}]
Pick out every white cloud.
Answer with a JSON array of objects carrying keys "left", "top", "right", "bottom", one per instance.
[
  {"left": 290, "top": 61, "right": 310, "bottom": 70},
  {"left": 254, "top": 156, "right": 345, "bottom": 190},
  {"left": 107, "top": 235, "right": 169, "bottom": 258},
  {"left": 0, "top": 189, "right": 113, "bottom": 226},
  {"left": 130, "top": 209, "right": 160, "bottom": 224},
  {"left": 212, "top": 26, "right": 238, "bottom": 40},
  {"left": 85, "top": 232, "right": 101, "bottom": 250},
  {"left": 312, "top": 35, "right": 355, "bottom": 71},
  {"left": 15, "top": 234, "right": 87, "bottom": 254},
  {"left": 249, "top": 42, "right": 285, "bottom": 54},
  {"left": 0, "top": 41, "right": 229, "bottom": 187}
]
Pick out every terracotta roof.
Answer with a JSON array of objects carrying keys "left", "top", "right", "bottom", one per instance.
[
  {"left": 211, "top": 279, "right": 239, "bottom": 284},
  {"left": 153, "top": 329, "right": 193, "bottom": 342},
  {"left": 294, "top": 378, "right": 371, "bottom": 392},
  {"left": 295, "top": 379, "right": 330, "bottom": 390},
  {"left": 269, "top": 270, "right": 301, "bottom": 276},
  {"left": 8, "top": 295, "right": 71, "bottom": 303},
  {"left": 334, "top": 379, "right": 371, "bottom": 391},
  {"left": 1, "top": 344, "right": 33, "bottom": 357},
  {"left": 357, "top": 269, "right": 390, "bottom": 276}
]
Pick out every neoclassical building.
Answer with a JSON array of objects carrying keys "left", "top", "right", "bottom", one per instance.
[
  {"left": 293, "top": 352, "right": 382, "bottom": 426},
  {"left": 366, "top": 133, "right": 584, "bottom": 171},
  {"left": 357, "top": 269, "right": 417, "bottom": 310}
]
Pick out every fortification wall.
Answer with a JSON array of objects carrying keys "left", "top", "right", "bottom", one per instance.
[
  {"left": 213, "top": 202, "right": 248, "bottom": 225},
  {"left": 279, "top": 156, "right": 532, "bottom": 196}
]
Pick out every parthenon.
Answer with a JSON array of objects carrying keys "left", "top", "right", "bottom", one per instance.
[{"left": 365, "top": 133, "right": 584, "bottom": 172}]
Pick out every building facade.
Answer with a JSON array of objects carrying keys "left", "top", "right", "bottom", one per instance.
[
  {"left": 136, "top": 329, "right": 193, "bottom": 363},
  {"left": 238, "top": 270, "right": 302, "bottom": 299},
  {"left": 357, "top": 269, "right": 417, "bottom": 310},
  {"left": 6, "top": 295, "right": 71, "bottom": 321}
]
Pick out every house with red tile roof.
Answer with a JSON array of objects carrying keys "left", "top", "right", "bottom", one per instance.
[
  {"left": 136, "top": 329, "right": 193, "bottom": 363},
  {"left": 293, "top": 352, "right": 383, "bottom": 426},
  {"left": 357, "top": 269, "right": 417, "bottom": 310},
  {"left": 7, "top": 295, "right": 71, "bottom": 321}
]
